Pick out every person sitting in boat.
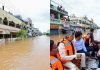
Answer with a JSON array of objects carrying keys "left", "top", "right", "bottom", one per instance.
[
  {"left": 89, "top": 29, "right": 100, "bottom": 52},
  {"left": 74, "top": 31, "right": 90, "bottom": 56},
  {"left": 50, "top": 40, "right": 63, "bottom": 70},
  {"left": 84, "top": 33, "right": 93, "bottom": 52},
  {"left": 74, "top": 31, "right": 90, "bottom": 70},
  {"left": 89, "top": 28, "right": 100, "bottom": 58},
  {"left": 97, "top": 46, "right": 100, "bottom": 68},
  {"left": 58, "top": 30, "right": 79, "bottom": 70}
]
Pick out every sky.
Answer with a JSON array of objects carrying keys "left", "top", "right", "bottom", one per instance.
[
  {"left": 0, "top": 0, "right": 50, "bottom": 33},
  {"left": 54, "top": 0, "right": 100, "bottom": 27},
  {"left": 1, "top": 0, "right": 100, "bottom": 32}
]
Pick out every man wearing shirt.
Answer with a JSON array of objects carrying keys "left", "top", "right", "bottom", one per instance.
[
  {"left": 73, "top": 31, "right": 89, "bottom": 70},
  {"left": 58, "top": 30, "right": 79, "bottom": 70},
  {"left": 74, "top": 31, "right": 90, "bottom": 56}
]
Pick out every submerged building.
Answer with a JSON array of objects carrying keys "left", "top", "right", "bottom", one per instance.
[
  {"left": 50, "top": 1, "right": 69, "bottom": 35},
  {"left": 0, "top": 6, "right": 26, "bottom": 45},
  {"left": 69, "top": 15, "right": 92, "bottom": 32}
]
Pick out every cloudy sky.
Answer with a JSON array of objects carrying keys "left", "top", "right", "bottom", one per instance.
[
  {"left": 0, "top": 0, "right": 49, "bottom": 33},
  {"left": 54, "top": 0, "right": 100, "bottom": 26},
  {"left": 1, "top": 0, "right": 100, "bottom": 32}
]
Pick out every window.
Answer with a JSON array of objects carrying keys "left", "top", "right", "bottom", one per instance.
[
  {"left": 3, "top": 17, "right": 8, "bottom": 25},
  {"left": 0, "top": 18, "right": 2, "bottom": 24},
  {"left": 0, "top": 34, "right": 3, "bottom": 39}
]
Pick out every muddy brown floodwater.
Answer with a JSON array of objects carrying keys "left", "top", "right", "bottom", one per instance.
[
  {"left": 51, "top": 29, "right": 100, "bottom": 44},
  {"left": 0, "top": 35, "right": 50, "bottom": 70}
]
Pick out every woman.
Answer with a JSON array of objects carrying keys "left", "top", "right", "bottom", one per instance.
[{"left": 84, "top": 33, "right": 93, "bottom": 52}]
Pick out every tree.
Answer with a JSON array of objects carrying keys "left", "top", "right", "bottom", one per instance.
[
  {"left": 3, "top": 17, "right": 8, "bottom": 25},
  {"left": 16, "top": 29, "right": 28, "bottom": 40}
]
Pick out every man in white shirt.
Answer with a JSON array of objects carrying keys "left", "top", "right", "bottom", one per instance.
[{"left": 58, "top": 30, "right": 79, "bottom": 70}]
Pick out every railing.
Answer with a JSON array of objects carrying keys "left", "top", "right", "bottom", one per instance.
[
  {"left": 50, "top": 4, "right": 68, "bottom": 15},
  {"left": 0, "top": 23, "right": 20, "bottom": 31},
  {"left": 50, "top": 19, "right": 61, "bottom": 24},
  {"left": 50, "top": 18, "right": 69, "bottom": 25}
]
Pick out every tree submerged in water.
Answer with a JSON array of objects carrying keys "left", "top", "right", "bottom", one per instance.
[{"left": 16, "top": 29, "right": 28, "bottom": 40}]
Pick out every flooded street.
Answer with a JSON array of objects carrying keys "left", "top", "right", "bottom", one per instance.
[
  {"left": 51, "top": 29, "right": 100, "bottom": 44},
  {"left": 0, "top": 35, "right": 50, "bottom": 70},
  {"left": 51, "top": 29, "right": 100, "bottom": 69}
]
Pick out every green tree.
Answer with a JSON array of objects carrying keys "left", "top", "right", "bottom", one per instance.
[{"left": 16, "top": 29, "right": 28, "bottom": 40}]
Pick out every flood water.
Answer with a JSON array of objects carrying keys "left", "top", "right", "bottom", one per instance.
[
  {"left": 0, "top": 35, "right": 50, "bottom": 70},
  {"left": 51, "top": 29, "right": 100, "bottom": 69},
  {"left": 0, "top": 29, "right": 100, "bottom": 70},
  {"left": 51, "top": 29, "right": 100, "bottom": 44}
]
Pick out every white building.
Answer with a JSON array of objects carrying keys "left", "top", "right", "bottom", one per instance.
[
  {"left": 69, "top": 15, "right": 92, "bottom": 32},
  {"left": 0, "top": 7, "right": 26, "bottom": 45}
]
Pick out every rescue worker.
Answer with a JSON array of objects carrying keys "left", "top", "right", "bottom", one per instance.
[
  {"left": 50, "top": 40, "right": 63, "bottom": 70},
  {"left": 58, "top": 30, "right": 79, "bottom": 70}
]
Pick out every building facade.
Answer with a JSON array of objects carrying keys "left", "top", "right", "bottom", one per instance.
[
  {"left": 50, "top": 1, "right": 69, "bottom": 35},
  {"left": 0, "top": 7, "right": 26, "bottom": 45},
  {"left": 69, "top": 15, "right": 92, "bottom": 32}
]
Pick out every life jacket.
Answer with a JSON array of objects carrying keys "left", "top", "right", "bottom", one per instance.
[
  {"left": 56, "top": 53, "right": 70, "bottom": 64},
  {"left": 50, "top": 55, "right": 63, "bottom": 70},
  {"left": 57, "top": 40, "right": 76, "bottom": 63},
  {"left": 63, "top": 40, "right": 75, "bottom": 56}
]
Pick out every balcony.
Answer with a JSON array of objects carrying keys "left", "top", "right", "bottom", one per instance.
[
  {"left": 70, "top": 22, "right": 80, "bottom": 27},
  {"left": 50, "top": 4, "right": 68, "bottom": 16},
  {"left": 0, "top": 23, "right": 20, "bottom": 34},
  {"left": 50, "top": 19, "right": 61, "bottom": 24}
]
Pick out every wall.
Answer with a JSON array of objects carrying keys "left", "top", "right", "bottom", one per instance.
[{"left": 0, "top": 8, "right": 23, "bottom": 25}]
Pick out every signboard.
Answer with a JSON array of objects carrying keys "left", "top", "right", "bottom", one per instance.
[{"left": 50, "top": 24, "right": 58, "bottom": 29}]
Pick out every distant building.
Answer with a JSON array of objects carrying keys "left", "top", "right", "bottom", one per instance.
[
  {"left": 69, "top": 15, "right": 92, "bottom": 32},
  {"left": 23, "top": 18, "right": 42, "bottom": 37}
]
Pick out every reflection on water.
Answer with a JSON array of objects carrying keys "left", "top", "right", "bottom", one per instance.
[{"left": 0, "top": 35, "right": 50, "bottom": 70}]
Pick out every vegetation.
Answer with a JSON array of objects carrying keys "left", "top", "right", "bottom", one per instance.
[
  {"left": 16, "top": 29, "right": 28, "bottom": 40},
  {"left": 3, "top": 17, "right": 8, "bottom": 25},
  {"left": 46, "top": 33, "right": 50, "bottom": 36}
]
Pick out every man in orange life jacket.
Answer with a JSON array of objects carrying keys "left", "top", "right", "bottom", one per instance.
[
  {"left": 58, "top": 30, "right": 79, "bottom": 70},
  {"left": 50, "top": 40, "right": 63, "bottom": 70}
]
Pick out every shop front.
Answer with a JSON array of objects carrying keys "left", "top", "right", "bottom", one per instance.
[{"left": 50, "top": 24, "right": 63, "bottom": 35}]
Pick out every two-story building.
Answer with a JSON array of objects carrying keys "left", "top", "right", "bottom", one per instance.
[
  {"left": 69, "top": 15, "right": 92, "bottom": 32},
  {"left": 0, "top": 7, "right": 26, "bottom": 45},
  {"left": 50, "top": 1, "right": 69, "bottom": 35}
]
